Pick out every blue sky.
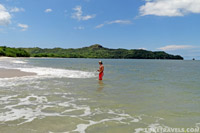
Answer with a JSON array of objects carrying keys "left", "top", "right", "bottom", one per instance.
[{"left": 0, "top": 0, "right": 200, "bottom": 59}]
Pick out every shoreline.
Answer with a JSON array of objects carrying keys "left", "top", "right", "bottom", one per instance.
[
  {"left": 1, "top": 56, "right": 199, "bottom": 61},
  {"left": 0, "top": 56, "right": 187, "bottom": 60},
  {"left": 0, "top": 68, "right": 37, "bottom": 78}
]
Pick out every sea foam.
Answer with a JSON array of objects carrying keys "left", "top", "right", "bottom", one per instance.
[
  {"left": 18, "top": 67, "right": 96, "bottom": 78},
  {"left": 0, "top": 58, "right": 97, "bottom": 79},
  {"left": 12, "top": 60, "right": 27, "bottom": 64}
]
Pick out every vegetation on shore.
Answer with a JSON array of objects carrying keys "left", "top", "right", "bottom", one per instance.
[
  {"left": 0, "top": 46, "right": 30, "bottom": 57},
  {"left": 23, "top": 44, "right": 183, "bottom": 60},
  {"left": 0, "top": 44, "right": 183, "bottom": 60}
]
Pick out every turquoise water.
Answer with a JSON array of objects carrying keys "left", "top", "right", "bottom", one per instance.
[{"left": 0, "top": 58, "right": 200, "bottom": 133}]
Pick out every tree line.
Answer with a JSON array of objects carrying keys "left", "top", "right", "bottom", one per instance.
[
  {"left": 0, "top": 44, "right": 183, "bottom": 60},
  {"left": 0, "top": 46, "right": 30, "bottom": 57}
]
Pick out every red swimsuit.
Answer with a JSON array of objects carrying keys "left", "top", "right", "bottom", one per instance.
[{"left": 99, "top": 72, "right": 104, "bottom": 80}]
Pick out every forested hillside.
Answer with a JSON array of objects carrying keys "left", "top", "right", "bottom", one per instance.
[
  {"left": 0, "top": 46, "right": 30, "bottom": 57},
  {"left": 23, "top": 44, "right": 183, "bottom": 60}
]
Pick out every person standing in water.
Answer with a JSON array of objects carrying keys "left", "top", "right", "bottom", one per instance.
[{"left": 97, "top": 61, "right": 104, "bottom": 80}]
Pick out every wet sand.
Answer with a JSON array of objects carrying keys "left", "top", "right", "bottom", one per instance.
[
  {"left": 0, "top": 68, "right": 36, "bottom": 78},
  {"left": 0, "top": 57, "right": 36, "bottom": 78}
]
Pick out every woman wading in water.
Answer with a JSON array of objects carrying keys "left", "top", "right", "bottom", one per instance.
[{"left": 97, "top": 61, "right": 104, "bottom": 80}]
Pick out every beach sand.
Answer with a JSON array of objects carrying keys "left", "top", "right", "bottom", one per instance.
[
  {"left": 0, "top": 57, "right": 36, "bottom": 78},
  {"left": 0, "top": 68, "right": 36, "bottom": 78}
]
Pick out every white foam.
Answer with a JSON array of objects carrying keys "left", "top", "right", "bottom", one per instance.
[
  {"left": 73, "top": 117, "right": 127, "bottom": 133},
  {"left": 0, "top": 95, "right": 18, "bottom": 104},
  {"left": 0, "top": 93, "right": 168, "bottom": 133},
  {"left": 0, "top": 95, "right": 18, "bottom": 101},
  {"left": 0, "top": 95, "right": 59, "bottom": 125},
  {"left": 60, "top": 101, "right": 92, "bottom": 117},
  {"left": 19, "top": 95, "right": 48, "bottom": 104},
  {"left": 18, "top": 67, "right": 96, "bottom": 79},
  {"left": 0, "top": 66, "right": 96, "bottom": 87},
  {"left": 0, "top": 77, "right": 41, "bottom": 87},
  {"left": 134, "top": 117, "right": 168, "bottom": 133},
  {"left": 134, "top": 128, "right": 144, "bottom": 133},
  {"left": 68, "top": 108, "right": 142, "bottom": 133},
  {"left": 12, "top": 60, "right": 27, "bottom": 64},
  {"left": 0, "top": 58, "right": 97, "bottom": 81},
  {"left": 131, "top": 119, "right": 140, "bottom": 122},
  {"left": 0, "top": 94, "right": 93, "bottom": 125}
]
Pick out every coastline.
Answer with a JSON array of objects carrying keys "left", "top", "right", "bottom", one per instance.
[
  {"left": 0, "top": 56, "right": 186, "bottom": 60},
  {"left": 0, "top": 57, "right": 37, "bottom": 78},
  {"left": 0, "top": 68, "right": 36, "bottom": 78},
  {"left": 0, "top": 44, "right": 184, "bottom": 60},
  {"left": 1, "top": 56, "right": 199, "bottom": 61}
]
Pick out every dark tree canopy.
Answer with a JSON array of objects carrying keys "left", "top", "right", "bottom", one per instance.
[
  {"left": 0, "top": 46, "right": 30, "bottom": 57},
  {"left": 22, "top": 44, "right": 183, "bottom": 60}
]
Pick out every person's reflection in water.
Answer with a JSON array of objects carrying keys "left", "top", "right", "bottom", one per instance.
[{"left": 97, "top": 80, "right": 104, "bottom": 92}]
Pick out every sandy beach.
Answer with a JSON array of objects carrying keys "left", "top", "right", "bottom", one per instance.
[
  {"left": 0, "top": 68, "right": 36, "bottom": 78},
  {"left": 0, "top": 57, "right": 36, "bottom": 78}
]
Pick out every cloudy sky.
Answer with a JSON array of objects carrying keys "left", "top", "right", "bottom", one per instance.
[{"left": 0, "top": 0, "right": 200, "bottom": 59}]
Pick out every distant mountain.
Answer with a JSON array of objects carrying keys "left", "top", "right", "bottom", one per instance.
[{"left": 22, "top": 44, "right": 184, "bottom": 60}]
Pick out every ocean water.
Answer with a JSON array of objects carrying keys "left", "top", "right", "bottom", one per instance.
[{"left": 0, "top": 58, "right": 200, "bottom": 133}]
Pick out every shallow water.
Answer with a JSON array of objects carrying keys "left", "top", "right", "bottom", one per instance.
[{"left": 0, "top": 58, "right": 200, "bottom": 133}]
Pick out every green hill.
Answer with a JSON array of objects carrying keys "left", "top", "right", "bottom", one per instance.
[
  {"left": 0, "top": 46, "right": 30, "bottom": 57},
  {"left": 23, "top": 44, "right": 183, "bottom": 60}
]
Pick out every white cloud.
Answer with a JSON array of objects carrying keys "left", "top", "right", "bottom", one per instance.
[
  {"left": 95, "top": 20, "right": 131, "bottom": 28},
  {"left": 157, "top": 45, "right": 194, "bottom": 51},
  {"left": 107, "top": 20, "right": 132, "bottom": 24},
  {"left": 82, "top": 15, "right": 95, "bottom": 20},
  {"left": 0, "top": 4, "right": 11, "bottom": 26},
  {"left": 18, "top": 23, "right": 28, "bottom": 31},
  {"left": 10, "top": 7, "right": 24, "bottom": 12},
  {"left": 140, "top": 0, "right": 200, "bottom": 17},
  {"left": 45, "top": 8, "right": 52, "bottom": 13},
  {"left": 95, "top": 24, "right": 105, "bottom": 28},
  {"left": 72, "top": 6, "right": 95, "bottom": 21},
  {"left": 74, "top": 26, "right": 85, "bottom": 30},
  {"left": 138, "top": 48, "right": 147, "bottom": 50}
]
